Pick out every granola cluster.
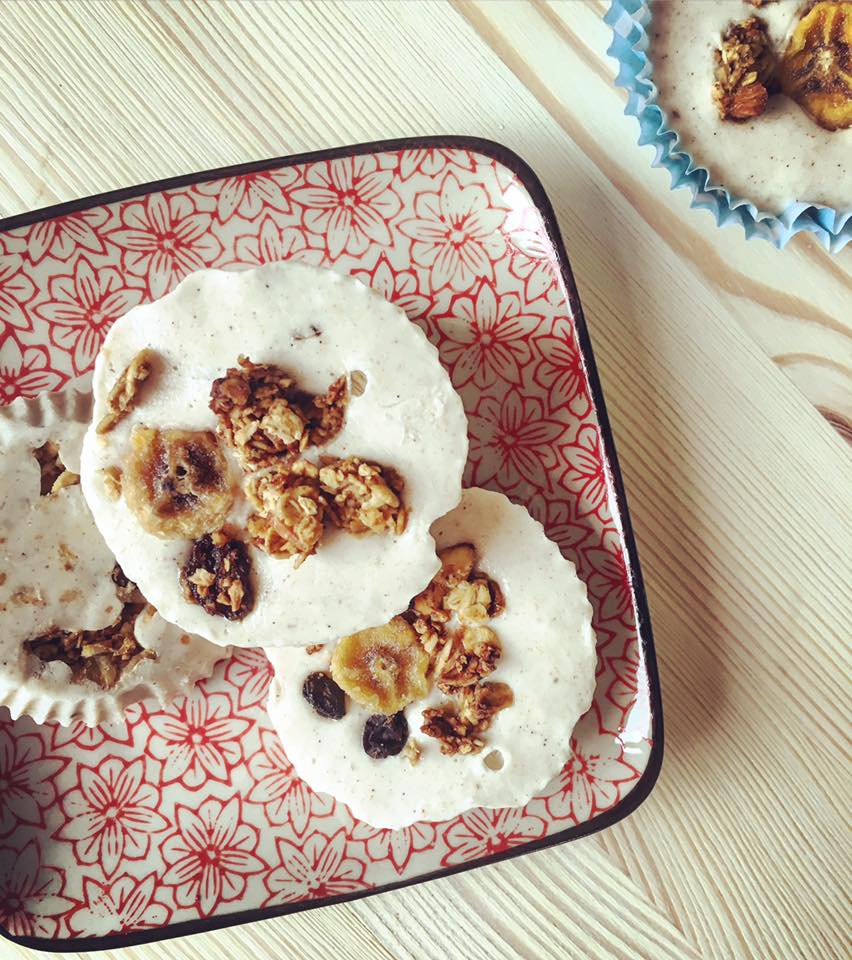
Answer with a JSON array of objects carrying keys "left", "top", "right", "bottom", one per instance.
[
  {"left": 33, "top": 440, "right": 80, "bottom": 496},
  {"left": 206, "top": 357, "right": 407, "bottom": 570},
  {"left": 712, "top": 16, "right": 779, "bottom": 121},
  {"left": 245, "top": 460, "right": 326, "bottom": 563},
  {"left": 24, "top": 566, "right": 155, "bottom": 689},
  {"left": 407, "top": 542, "right": 512, "bottom": 756},
  {"left": 209, "top": 357, "right": 347, "bottom": 469},
  {"left": 420, "top": 681, "right": 514, "bottom": 756},
  {"left": 712, "top": 5, "right": 851, "bottom": 130},
  {"left": 97, "top": 349, "right": 156, "bottom": 435},
  {"left": 297, "top": 542, "right": 513, "bottom": 761},
  {"left": 180, "top": 531, "right": 254, "bottom": 621},
  {"left": 319, "top": 458, "right": 406, "bottom": 535}
]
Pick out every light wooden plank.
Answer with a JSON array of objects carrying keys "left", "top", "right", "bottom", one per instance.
[{"left": 0, "top": 2, "right": 849, "bottom": 958}]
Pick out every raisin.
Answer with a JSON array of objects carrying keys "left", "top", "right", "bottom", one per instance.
[
  {"left": 302, "top": 671, "right": 346, "bottom": 720},
  {"left": 362, "top": 711, "right": 409, "bottom": 759},
  {"left": 180, "top": 532, "right": 254, "bottom": 620}
]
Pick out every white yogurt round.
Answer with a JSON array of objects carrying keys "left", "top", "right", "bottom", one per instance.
[
  {"left": 265, "top": 488, "right": 597, "bottom": 829},
  {"left": 650, "top": 0, "right": 851, "bottom": 213},
  {"left": 0, "top": 392, "right": 226, "bottom": 726},
  {"left": 81, "top": 263, "right": 468, "bottom": 648}
]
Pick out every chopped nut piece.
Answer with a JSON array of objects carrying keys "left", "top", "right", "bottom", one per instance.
[
  {"left": 403, "top": 737, "right": 421, "bottom": 766},
  {"left": 51, "top": 470, "right": 80, "bottom": 493},
  {"left": 319, "top": 457, "right": 406, "bottom": 535},
  {"left": 712, "top": 16, "right": 778, "bottom": 121},
  {"left": 111, "top": 564, "right": 142, "bottom": 604},
  {"left": 411, "top": 542, "right": 477, "bottom": 621},
  {"left": 209, "top": 357, "right": 348, "bottom": 469},
  {"left": 310, "top": 376, "right": 348, "bottom": 447},
  {"left": 24, "top": 600, "right": 156, "bottom": 689},
  {"left": 102, "top": 466, "right": 122, "bottom": 501},
  {"left": 245, "top": 460, "right": 326, "bottom": 562},
  {"left": 410, "top": 615, "right": 445, "bottom": 655},
  {"left": 781, "top": 1, "right": 852, "bottom": 130},
  {"left": 97, "top": 349, "right": 156, "bottom": 434},
  {"left": 181, "top": 532, "right": 254, "bottom": 620},
  {"left": 306, "top": 643, "right": 325, "bottom": 655},
  {"left": 124, "top": 426, "right": 233, "bottom": 540},
  {"left": 421, "top": 683, "right": 513, "bottom": 755},
  {"left": 331, "top": 616, "right": 429, "bottom": 714}
]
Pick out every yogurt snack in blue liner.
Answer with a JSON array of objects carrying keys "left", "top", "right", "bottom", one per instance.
[
  {"left": 81, "top": 262, "right": 468, "bottom": 649},
  {"left": 608, "top": 0, "right": 852, "bottom": 249},
  {"left": 265, "top": 488, "right": 597, "bottom": 829},
  {"left": 0, "top": 392, "right": 227, "bottom": 726}
]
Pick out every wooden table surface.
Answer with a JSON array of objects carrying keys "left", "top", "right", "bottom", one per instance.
[{"left": 3, "top": 2, "right": 850, "bottom": 959}]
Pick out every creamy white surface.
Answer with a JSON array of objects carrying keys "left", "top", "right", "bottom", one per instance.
[
  {"left": 650, "top": 0, "right": 851, "bottom": 213},
  {"left": 81, "top": 262, "right": 468, "bottom": 648},
  {"left": 265, "top": 488, "right": 597, "bottom": 829},
  {"left": 0, "top": 393, "right": 226, "bottom": 726}
]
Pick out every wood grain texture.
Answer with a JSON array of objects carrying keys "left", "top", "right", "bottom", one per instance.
[{"left": 1, "top": 2, "right": 850, "bottom": 959}]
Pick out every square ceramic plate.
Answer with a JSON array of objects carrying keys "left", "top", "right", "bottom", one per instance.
[{"left": 0, "top": 137, "right": 662, "bottom": 952}]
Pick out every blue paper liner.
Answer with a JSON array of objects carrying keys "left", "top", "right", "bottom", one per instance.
[{"left": 605, "top": 0, "right": 852, "bottom": 252}]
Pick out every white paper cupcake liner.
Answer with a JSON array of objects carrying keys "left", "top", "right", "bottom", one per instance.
[
  {"left": 0, "top": 390, "right": 229, "bottom": 727},
  {"left": 605, "top": 0, "right": 852, "bottom": 252}
]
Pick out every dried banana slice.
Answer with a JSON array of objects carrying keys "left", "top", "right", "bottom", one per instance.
[
  {"left": 782, "top": 1, "right": 852, "bottom": 130},
  {"left": 124, "top": 426, "right": 234, "bottom": 540},
  {"left": 331, "top": 617, "right": 429, "bottom": 714}
]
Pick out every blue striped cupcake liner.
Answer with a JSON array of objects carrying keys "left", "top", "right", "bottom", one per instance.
[{"left": 605, "top": 0, "right": 851, "bottom": 252}]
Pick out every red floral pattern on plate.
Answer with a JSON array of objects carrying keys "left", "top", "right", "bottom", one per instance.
[
  {"left": 440, "top": 808, "right": 546, "bottom": 866},
  {"left": 161, "top": 797, "right": 265, "bottom": 919},
  {"left": 35, "top": 258, "right": 145, "bottom": 375},
  {"left": 0, "top": 731, "right": 67, "bottom": 837},
  {"left": 68, "top": 873, "right": 171, "bottom": 936},
  {"left": 108, "top": 193, "right": 222, "bottom": 299},
  {"left": 263, "top": 830, "right": 367, "bottom": 906},
  {"left": 56, "top": 757, "right": 168, "bottom": 878},
  {"left": 146, "top": 691, "right": 250, "bottom": 790},
  {"left": 351, "top": 821, "right": 436, "bottom": 875},
  {"left": 246, "top": 730, "right": 335, "bottom": 835},
  {"left": 0, "top": 842, "right": 72, "bottom": 938},
  {"left": 0, "top": 144, "right": 654, "bottom": 943},
  {"left": 543, "top": 712, "right": 641, "bottom": 824},
  {"left": 223, "top": 648, "right": 273, "bottom": 711},
  {"left": 0, "top": 337, "right": 67, "bottom": 401}
]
